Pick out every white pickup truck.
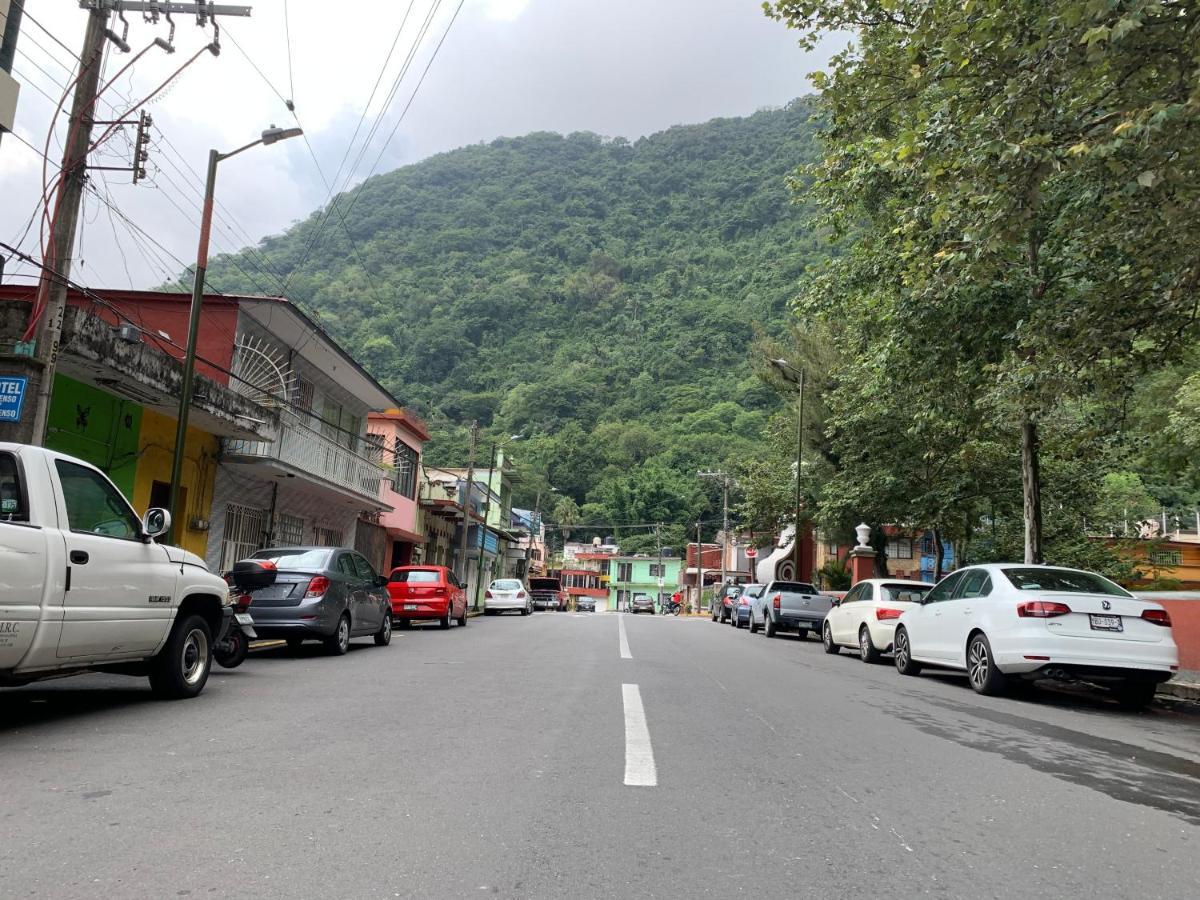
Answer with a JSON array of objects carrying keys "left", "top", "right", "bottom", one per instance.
[{"left": 0, "top": 443, "right": 231, "bottom": 699}]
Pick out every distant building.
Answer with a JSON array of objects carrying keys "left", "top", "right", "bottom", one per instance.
[{"left": 607, "top": 554, "right": 683, "bottom": 612}]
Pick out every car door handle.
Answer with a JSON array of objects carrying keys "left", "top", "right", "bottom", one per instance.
[
  {"left": 70, "top": 550, "right": 89, "bottom": 565},
  {"left": 962, "top": 607, "right": 972, "bottom": 614}
]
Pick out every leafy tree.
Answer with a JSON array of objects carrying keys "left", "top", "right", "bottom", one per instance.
[{"left": 767, "top": 0, "right": 1200, "bottom": 563}]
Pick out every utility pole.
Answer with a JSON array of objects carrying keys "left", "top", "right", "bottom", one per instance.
[
  {"left": 698, "top": 469, "right": 730, "bottom": 599},
  {"left": 655, "top": 523, "right": 663, "bottom": 609},
  {"left": 0, "top": 0, "right": 26, "bottom": 153},
  {"left": 22, "top": 1, "right": 252, "bottom": 445},
  {"left": 24, "top": 6, "right": 109, "bottom": 444},
  {"left": 456, "top": 420, "right": 479, "bottom": 605},
  {"left": 695, "top": 519, "right": 703, "bottom": 613},
  {"left": 474, "top": 441, "right": 498, "bottom": 609}
]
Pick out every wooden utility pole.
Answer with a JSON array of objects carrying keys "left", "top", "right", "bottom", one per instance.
[
  {"left": 24, "top": 6, "right": 109, "bottom": 444},
  {"left": 694, "top": 520, "right": 703, "bottom": 613}
]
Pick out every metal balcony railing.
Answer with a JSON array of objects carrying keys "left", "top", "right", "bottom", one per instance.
[{"left": 223, "top": 409, "right": 387, "bottom": 502}]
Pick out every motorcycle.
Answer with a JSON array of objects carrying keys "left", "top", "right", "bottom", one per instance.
[
  {"left": 215, "top": 559, "right": 274, "bottom": 669},
  {"left": 661, "top": 597, "right": 682, "bottom": 616}
]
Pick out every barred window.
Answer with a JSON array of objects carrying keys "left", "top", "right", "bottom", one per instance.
[
  {"left": 394, "top": 440, "right": 418, "bottom": 500},
  {"left": 276, "top": 513, "right": 304, "bottom": 546},
  {"left": 1150, "top": 549, "right": 1183, "bottom": 567},
  {"left": 887, "top": 539, "right": 913, "bottom": 560}
]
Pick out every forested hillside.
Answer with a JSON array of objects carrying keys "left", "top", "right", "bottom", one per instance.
[{"left": 201, "top": 99, "right": 827, "bottom": 539}]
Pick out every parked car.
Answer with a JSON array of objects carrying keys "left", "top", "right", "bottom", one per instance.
[
  {"left": 243, "top": 547, "right": 392, "bottom": 654},
  {"left": 749, "top": 581, "right": 832, "bottom": 639},
  {"left": 576, "top": 596, "right": 597, "bottom": 612},
  {"left": 388, "top": 565, "right": 467, "bottom": 629},
  {"left": 630, "top": 593, "right": 656, "bottom": 614},
  {"left": 529, "top": 577, "right": 567, "bottom": 611},
  {"left": 0, "top": 443, "right": 231, "bottom": 699},
  {"left": 710, "top": 583, "right": 743, "bottom": 623},
  {"left": 731, "top": 584, "right": 764, "bottom": 628},
  {"left": 892, "top": 564, "right": 1179, "bottom": 707},
  {"left": 822, "top": 579, "right": 932, "bottom": 662},
  {"left": 485, "top": 578, "right": 532, "bottom": 615}
]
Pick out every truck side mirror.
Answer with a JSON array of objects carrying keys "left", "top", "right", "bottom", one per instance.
[{"left": 143, "top": 508, "right": 171, "bottom": 539}]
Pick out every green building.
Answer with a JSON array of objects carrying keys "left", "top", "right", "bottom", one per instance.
[{"left": 608, "top": 555, "right": 683, "bottom": 612}]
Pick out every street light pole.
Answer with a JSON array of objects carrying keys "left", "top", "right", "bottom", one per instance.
[{"left": 167, "top": 126, "right": 302, "bottom": 545}]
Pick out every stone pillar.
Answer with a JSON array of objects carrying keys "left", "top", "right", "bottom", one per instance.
[
  {"left": 848, "top": 522, "right": 875, "bottom": 586},
  {"left": 848, "top": 547, "right": 876, "bottom": 586}
]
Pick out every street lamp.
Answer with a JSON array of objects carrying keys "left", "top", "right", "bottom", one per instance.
[
  {"left": 473, "top": 433, "right": 524, "bottom": 608},
  {"left": 769, "top": 357, "right": 805, "bottom": 580},
  {"left": 167, "top": 125, "right": 303, "bottom": 545}
]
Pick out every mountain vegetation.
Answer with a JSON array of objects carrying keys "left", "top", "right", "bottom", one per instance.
[{"left": 200, "top": 100, "right": 829, "bottom": 542}]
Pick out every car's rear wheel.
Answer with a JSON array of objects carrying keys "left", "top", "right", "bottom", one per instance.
[
  {"left": 822, "top": 622, "right": 839, "bottom": 654},
  {"left": 894, "top": 627, "right": 921, "bottom": 676},
  {"left": 764, "top": 613, "right": 777, "bottom": 638},
  {"left": 149, "top": 615, "right": 212, "bottom": 699},
  {"left": 522, "top": 602, "right": 532, "bottom": 616},
  {"left": 748, "top": 611, "right": 759, "bottom": 634},
  {"left": 1115, "top": 679, "right": 1157, "bottom": 709},
  {"left": 325, "top": 614, "right": 351, "bottom": 656},
  {"left": 859, "top": 626, "right": 881, "bottom": 664},
  {"left": 439, "top": 605, "right": 451, "bottom": 629},
  {"left": 374, "top": 613, "right": 392, "bottom": 646},
  {"left": 711, "top": 606, "right": 718, "bottom": 622},
  {"left": 457, "top": 605, "right": 468, "bottom": 627},
  {"left": 966, "top": 632, "right": 1007, "bottom": 696}
]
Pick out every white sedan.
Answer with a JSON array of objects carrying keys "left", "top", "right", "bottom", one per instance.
[
  {"left": 892, "top": 564, "right": 1179, "bottom": 707},
  {"left": 822, "top": 578, "right": 932, "bottom": 662}
]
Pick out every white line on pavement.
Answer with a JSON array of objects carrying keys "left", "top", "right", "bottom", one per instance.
[
  {"left": 618, "top": 613, "right": 632, "bottom": 659},
  {"left": 622, "top": 683, "right": 657, "bottom": 787}
]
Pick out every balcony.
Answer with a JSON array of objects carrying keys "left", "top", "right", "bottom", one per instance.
[{"left": 222, "top": 408, "right": 388, "bottom": 507}]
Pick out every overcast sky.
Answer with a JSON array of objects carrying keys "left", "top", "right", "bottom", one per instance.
[{"left": 1, "top": 0, "right": 841, "bottom": 290}]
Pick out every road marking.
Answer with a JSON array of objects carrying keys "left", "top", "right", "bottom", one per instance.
[
  {"left": 618, "top": 613, "right": 632, "bottom": 659},
  {"left": 622, "top": 684, "right": 657, "bottom": 786}
]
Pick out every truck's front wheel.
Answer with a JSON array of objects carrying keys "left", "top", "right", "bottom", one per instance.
[{"left": 149, "top": 615, "right": 213, "bottom": 699}]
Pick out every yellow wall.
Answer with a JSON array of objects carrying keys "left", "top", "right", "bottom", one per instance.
[{"left": 131, "top": 410, "right": 219, "bottom": 559}]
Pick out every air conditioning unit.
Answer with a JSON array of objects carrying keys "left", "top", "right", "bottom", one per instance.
[{"left": 116, "top": 323, "right": 142, "bottom": 343}]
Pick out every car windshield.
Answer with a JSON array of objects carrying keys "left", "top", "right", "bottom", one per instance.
[
  {"left": 881, "top": 584, "right": 931, "bottom": 603},
  {"left": 390, "top": 569, "right": 439, "bottom": 583},
  {"left": 1001, "top": 567, "right": 1133, "bottom": 597},
  {"left": 493, "top": 579, "right": 523, "bottom": 591},
  {"left": 252, "top": 549, "right": 331, "bottom": 569}
]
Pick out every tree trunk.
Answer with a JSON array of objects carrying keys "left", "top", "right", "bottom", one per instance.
[
  {"left": 932, "top": 527, "right": 944, "bottom": 581},
  {"left": 870, "top": 524, "right": 889, "bottom": 577},
  {"left": 1021, "top": 415, "right": 1043, "bottom": 564}
]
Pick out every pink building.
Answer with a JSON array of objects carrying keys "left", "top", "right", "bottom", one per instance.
[{"left": 368, "top": 408, "right": 430, "bottom": 571}]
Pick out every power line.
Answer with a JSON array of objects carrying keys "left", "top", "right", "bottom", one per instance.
[{"left": 282, "top": 0, "right": 295, "bottom": 104}]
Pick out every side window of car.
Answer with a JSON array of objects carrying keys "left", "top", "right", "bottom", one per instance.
[
  {"left": 924, "top": 571, "right": 965, "bottom": 604},
  {"left": 352, "top": 554, "right": 376, "bottom": 583},
  {"left": 840, "top": 585, "right": 860, "bottom": 604},
  {"left": 0, "top": 452, "right": 27, "bottom": 522},
  {"left": 957, "top": 570, "right": 992, "bottom": 599},
  {"left": 337, "top": 554, "right": 357, "bottom": 578},
  {"left": 54, "top": 459, "right": 140, "bottom": 540}
]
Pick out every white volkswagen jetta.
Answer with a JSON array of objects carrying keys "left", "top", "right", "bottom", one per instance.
[
  {"left": 822, "top": 578, "right": 932, "bottom": 662},
  {"left": 892, "top": 564, "right": 1178, "bottom": 707}
]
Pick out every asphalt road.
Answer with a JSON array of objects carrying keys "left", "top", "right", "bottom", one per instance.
[{"left": 2, "top": 611, "right": 1199, "bottom": 899}]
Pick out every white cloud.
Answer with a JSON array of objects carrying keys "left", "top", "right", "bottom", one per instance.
[{"left": 0, "top": 0, "right": 837, "bottom": 292}]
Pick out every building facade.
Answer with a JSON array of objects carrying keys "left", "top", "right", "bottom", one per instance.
[
  {"left": 608, "top": 555, "right": 683, "bottom": 612},
  {"left": 369, "top": 408, "right": 430, "bottom": 571}
]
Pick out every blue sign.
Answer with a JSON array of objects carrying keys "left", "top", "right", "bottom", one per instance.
[{"left": 0, "top": 376, "right": 28, "bottom": 423}]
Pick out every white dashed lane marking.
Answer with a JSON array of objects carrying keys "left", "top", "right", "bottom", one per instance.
[{"left": 622, "top": 683, "right": 657, "bottom": 786}]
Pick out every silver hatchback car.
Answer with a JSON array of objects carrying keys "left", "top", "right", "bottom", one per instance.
[{"left": 237, "top": 547, "right": 393, "bottom": 654}]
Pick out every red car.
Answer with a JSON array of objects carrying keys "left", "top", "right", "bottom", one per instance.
[{"left": 387, "top": 566, "right": 468, "bottom": 629}]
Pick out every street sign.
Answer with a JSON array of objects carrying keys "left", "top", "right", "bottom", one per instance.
[
  {"left": 0, "top": 376, "right": 28, "bottom": 423},
  {"left": 657, "top": 577, "right": 664, "bottom": 588},
  {"left": 745, "top": 548, "right": 758, "bottom": 559}
]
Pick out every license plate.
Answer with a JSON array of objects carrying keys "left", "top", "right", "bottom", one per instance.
[
  {"left": 1089, "top": 614, "right": 1123, "bottom": 632},
  {"left": 404, "top": 604, "right": 418, "bottom": 610},
  {"left": 234, "top": 614, "right": 254, "bottom": 625}
]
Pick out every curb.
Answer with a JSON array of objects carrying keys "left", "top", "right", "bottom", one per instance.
[{"left": 1160, "top": 680, "right": 1200, "bottom": 702}]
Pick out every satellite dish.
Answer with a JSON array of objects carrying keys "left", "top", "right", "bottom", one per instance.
[{"left": 231, "top": 334, "right": 296, "bottom": 408}]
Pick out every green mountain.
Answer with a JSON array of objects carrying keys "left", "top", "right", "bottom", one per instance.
[{"left": 203, "top": 99, "right": 827, "bottom": 535}]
